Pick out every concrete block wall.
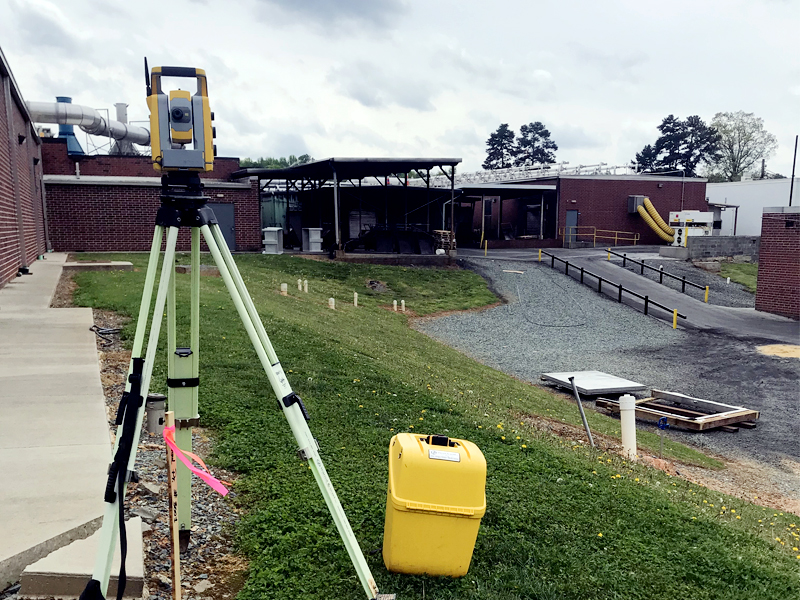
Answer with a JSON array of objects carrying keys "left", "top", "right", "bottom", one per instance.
[
  {"left": 755, "top": 208, "right": 800, "bottom": 320},
  {"left": 686, "top": 236, "right": 760, "bottom": 260},
  {"left": 1, "top": 58, "right": 47, "bottom": 288}
]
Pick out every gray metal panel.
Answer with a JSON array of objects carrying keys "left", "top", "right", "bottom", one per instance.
[
  {"left": 541, "top": 371, "right": 646, "bottom": 395},
  {"left": 191, "top": 96, "right": 204, "bottom": 154},
  {"left": 162, "top": 149, "right": 204, "bottom": 169},
  {"left": 628, "top": 195, "right": 646, "bottom": 214},
  {"left": 208, "top": 203, "right": 235, "bottom": 250}
]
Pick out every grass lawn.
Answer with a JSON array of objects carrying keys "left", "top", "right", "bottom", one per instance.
[
  {"left": 71, "top": 253, "right": 799, "bottom": 600},
  {"left": 719, "top": 263, "right": 758, "bottom": 293}
]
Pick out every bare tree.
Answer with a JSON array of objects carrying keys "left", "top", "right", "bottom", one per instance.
[{"left": 708, "top": 111, "right": 778, "bottom": 181}]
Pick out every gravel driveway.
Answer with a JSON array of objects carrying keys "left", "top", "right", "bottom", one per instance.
[{"left": 414, "top": 257, "right": 800, "bottom": 477}]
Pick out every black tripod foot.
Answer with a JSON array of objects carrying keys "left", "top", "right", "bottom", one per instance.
[{"left": 179, "top": 529, "right": 190, "bottom": 553}]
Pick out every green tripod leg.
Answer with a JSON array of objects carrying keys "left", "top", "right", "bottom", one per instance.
[
  {"left": 201, "top": 223, "right": 383, "bottom": 600},
  {"left": 87, "top": 226, "right": 179, "bottom": 597},
  {"left": 167, "top": 228, "right": 201, "bottom": 550}
]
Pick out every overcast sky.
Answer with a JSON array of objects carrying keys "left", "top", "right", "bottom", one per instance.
[{"left": 1, "top": 0, "right": 797, "bottom": 175}]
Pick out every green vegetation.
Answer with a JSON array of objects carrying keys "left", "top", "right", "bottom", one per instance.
[
  {"left": 720, "top": 263, "right": 758, "bottom": 293},
  {"left": 72, "top": 254, "right": 799, "bottom": 600}
]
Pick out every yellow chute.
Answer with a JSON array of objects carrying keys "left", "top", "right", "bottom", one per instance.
[
  {"left": 643, "top": 197, "right": 674, "bottom": 236},
  {"left": 637, "top": 205, "right": 674, "bottom": 242}
]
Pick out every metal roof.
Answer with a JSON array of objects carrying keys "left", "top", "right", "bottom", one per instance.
[{"left": 231, "top": 157, "right": 461, "bottom": 181}]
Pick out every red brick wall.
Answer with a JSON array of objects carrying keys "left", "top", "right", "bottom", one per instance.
[
  {"left": 41, "top": 138, "right": 241, "bottom": 179},
  {"left": 554, "top": 177, "right": 708, "bottom": 246},
  {"left": 42, "top": 138, "right": 259, "bottom": 253},
  {"left": 45, "top": 180, "right": 260, "bottom": 252},
  {"left": 1, "top": 75, "right": 47, "bottom": 288},
  {"left": 755, "top": 211, "right": 800, "bottom": 320}
]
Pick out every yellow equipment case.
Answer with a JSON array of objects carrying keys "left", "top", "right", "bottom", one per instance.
[{"left": 383, "top": 433, "right": 486, "bottom": 577}]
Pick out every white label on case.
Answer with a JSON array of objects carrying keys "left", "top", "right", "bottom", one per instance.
[
  {"left": 272, "top": 363, "right": 293, "bottom": 397},
  {"left": 428, "top": 449, "right": 460, "bottom": 462}
]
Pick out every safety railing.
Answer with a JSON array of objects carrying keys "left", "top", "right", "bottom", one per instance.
[
  {"left": 538, "top": 250, "right": 687, "bottom": 328},
  {"left": 559, "top": 226, "right": 640, "bottom": 248},
  {"left": 606, "top": 248, "right": 709, "bottom": 302}
]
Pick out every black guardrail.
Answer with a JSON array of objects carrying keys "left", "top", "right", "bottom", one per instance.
[
  {"left": 539, "top": 250, "right": 687, "bottom": 324},
  {"left": 606, "top": 248, "right": 708, "bottom": 300}
]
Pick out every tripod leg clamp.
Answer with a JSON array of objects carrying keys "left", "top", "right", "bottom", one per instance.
[{"left": 281, "top": 392, "right": 310, "bottom": 422}]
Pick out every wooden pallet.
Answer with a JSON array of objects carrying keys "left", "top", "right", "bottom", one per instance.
[{"left": 596, "top": 389, "right": 759, "bottom": 432}]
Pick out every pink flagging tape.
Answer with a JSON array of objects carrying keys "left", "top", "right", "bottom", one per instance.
[{"left": 163, "top": 426, "right": 229, "bottom": 497}]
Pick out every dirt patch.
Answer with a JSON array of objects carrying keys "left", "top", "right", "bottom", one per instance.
[
  {"left": 366, "top": 279, "right": 389, "bottom": 293},
  {"left": 514, "top": 409, "right": 799, "bottom": 515},
  {"left": 409, "top": 300, "right": 504, "bottom": 323},
  {"left": 50, "top": 271, "right": 77, "bottom": 307},
  {"left": 758, "top": 344, "right": 800, "bottom": 359}
]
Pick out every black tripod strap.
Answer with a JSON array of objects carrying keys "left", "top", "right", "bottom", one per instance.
[{"left": 95, "top": 357, "right": 144, "bottom": 600}]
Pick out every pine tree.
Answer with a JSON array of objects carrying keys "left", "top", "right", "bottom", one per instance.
[
  {"left": 482, "top": 124, "right": 516, "bottom": 170},
  {"left": 514, "top": 122, "right": 558, "bottom": 166}
]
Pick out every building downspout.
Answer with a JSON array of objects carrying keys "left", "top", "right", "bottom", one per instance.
[
  {"left": 4, "top": 75, "right": 28, "bottom": 271},
  {"left": 332, "top": 167, "right": 341, "bottom": 249}
]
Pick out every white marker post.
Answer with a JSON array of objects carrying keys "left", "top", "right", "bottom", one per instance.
[
  {"left": 401, "top": 300, "right": 405, "bottom": 312},
  {"left": 328, "top": 297, "right": 335, "bottom": 310},
  {"left": 303, "top": 279, "right": 308, "bottom": 293},
  {"left": 297, "top": 279, "right": 302, "bottom": 291},
  {"left": 280, "top": 283, "right": 288, "bottom": 296},
  {"left": 619, "top": 394, "right": 638, "bottom": 459},
  {"left": 354, "top": 292, "right": 358, "bottom": 307},
  {"left": 393, "top": 300, "right": 397, "bottom": 312}
]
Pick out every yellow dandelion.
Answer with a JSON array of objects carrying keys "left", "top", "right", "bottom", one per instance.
[
  {"left": 521, "top": 444, "right": 527, "bottom": 448},
  {"left": 635, "top": 478, "right": 640, "bottom": 482},
  {"left": 501, "top": 436, "right": 505, "bottom": 440},
  {"left": 598, "top": 533, "right": 603, "bottom": 537},
  {"left": 516, "top": 436, "right": 521, "bottom": 439}
]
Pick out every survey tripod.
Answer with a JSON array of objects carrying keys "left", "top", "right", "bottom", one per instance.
[{"left": 80, "top": 172, "right": 387, "bottom": 600}]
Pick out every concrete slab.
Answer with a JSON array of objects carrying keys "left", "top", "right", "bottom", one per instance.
[
  {"left": 541, "top": 370, "right": 647, "bottom": 395},
  {"left": 0, "top": 254, "right": 112, "bottom": 587},
  {"left": 20, "top": 518, "right": 144, "bottom": 599}
]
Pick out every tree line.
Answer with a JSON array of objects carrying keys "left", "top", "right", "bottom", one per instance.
[
  {"left": 239, "top": 154, "right": 314, "bottom": 169},
  {"left": 482, "top": 112, "right": 782, "bottom": 182}
]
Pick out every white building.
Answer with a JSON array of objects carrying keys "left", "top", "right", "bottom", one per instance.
[{"left": 706, "top": 178, "right": 798, "bottom": 236}]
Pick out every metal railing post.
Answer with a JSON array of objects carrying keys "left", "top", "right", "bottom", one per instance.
[
  {"left": 598, "top": 278, "right": 603, "bottom": 293},
  {"left": 644, "top": 295, "right": 649, "bottom": 315},
  {"left": 682, "top": 276, "right": 686, "bottom": 293},
  {"left": 565, "top": 261, "right": 569, "bottom": 276},
  {"left": 618, "top": 284, "right": 623, "bottom": 303},
  {"left": 580, "top": 267, "right": 584, "bottom": 283},
  {"left": 623, "top": 253, "right": 627, "bottom": 267},
  {"left": 551, "top": 255, "right": 555, "bottom": 268},
  {"left": 640, "top": 259, "right": 645, "bottom": 275},
  {"left": 659, "top": 266, "right": 664, "bottom": 284}
]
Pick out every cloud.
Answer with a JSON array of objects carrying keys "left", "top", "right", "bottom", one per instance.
[
  {"left": 550, "top": 124, "right": 607, "bottom": 150},
  {"left": 569, "top": 44, "right": 647, "bottom": 84},
  {"left": 438, "top": 127, "right": 483, "bottom": 149},
  {"left": 14, "top": 0, "right": 84, "bottom": 53},
  {"left": 328, "top": 61, "right": 438, "bottom": 111},
  {"left": 254, "top": 0, "right": 407, "bottom": 29}
]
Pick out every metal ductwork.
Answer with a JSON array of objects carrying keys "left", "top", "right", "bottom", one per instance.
[{"left": 26, "top": 99, "right": 150, "bottom": 146}]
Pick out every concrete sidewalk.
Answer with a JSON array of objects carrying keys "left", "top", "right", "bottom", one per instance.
[{"left": 0, "top": 254, "right": 111, "bottom": 587}]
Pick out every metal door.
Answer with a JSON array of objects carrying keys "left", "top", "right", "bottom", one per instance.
[
  {"left": 565, "top": 210, "right": 578, "bottom": 247},
  {"left": 208, "top": 203, "right": 236, "bottom": 250}
]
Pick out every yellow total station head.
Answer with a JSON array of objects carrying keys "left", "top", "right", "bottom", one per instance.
[{"left": 145, "top": 63, "right": 215, "bottom": 173}]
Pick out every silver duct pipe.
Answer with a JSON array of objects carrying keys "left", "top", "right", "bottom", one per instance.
[{"left": 26, "top": 101, "right": 150, "bottom": 146}]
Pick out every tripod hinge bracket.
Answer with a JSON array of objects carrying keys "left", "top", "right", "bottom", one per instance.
[
  {"left": 156, "top": 205, "right": 218, "bottom": 228},
  {"left": 281, "top": 392, "right": 310, "bottom": 422},
  {"left": 167, "top": 377, "right": 200, "bottom": 388},
  {"left": 296, "top": 438, "right": 320, "bottom": 462},
  {"left": 176, "top": 417, "right": 200, "bottom": 429}
]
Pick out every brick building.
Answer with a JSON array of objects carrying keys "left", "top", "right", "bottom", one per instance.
[
  {"left": 0, "top": 47, "right": 47, "bottom": 288},
  {"left": 755, "top": 207, "right": 800, "bottom": 320},
  {"left": 466, "top": 174, "right": 707, "bottom": 248},
  {"left": 42, "top": 139, "right": 261, "bottom": 252}
]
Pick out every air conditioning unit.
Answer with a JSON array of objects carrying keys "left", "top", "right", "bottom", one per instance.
[{"left": 627, "top": 195, "right": 645, "bottom": 214}]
